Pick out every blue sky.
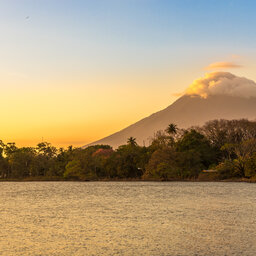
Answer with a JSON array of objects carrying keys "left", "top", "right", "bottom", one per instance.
[
  {"left": 1, "top": 0, "right": 255, "bottom": 73},
  {"left": 0, "top": 0, "right": 256, "bottom": 146}
]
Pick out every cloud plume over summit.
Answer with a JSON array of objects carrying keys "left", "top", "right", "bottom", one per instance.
[{"left": 186, "top": 72, "right": 256, "bottom": 99}]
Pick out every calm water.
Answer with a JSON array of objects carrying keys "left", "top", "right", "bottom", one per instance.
[{"left": 0, "top": 182, "right": 255, "bottom": 256}]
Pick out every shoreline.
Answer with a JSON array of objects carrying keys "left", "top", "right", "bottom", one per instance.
[{"left": 0, "top": 177, "right": 255, "bottom": 183}]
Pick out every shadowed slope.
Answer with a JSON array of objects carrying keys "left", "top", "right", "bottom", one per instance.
[{"left": 85, "top": 95, "right": 256, "bottom": 148}]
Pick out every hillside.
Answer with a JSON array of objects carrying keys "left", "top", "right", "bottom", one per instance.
[{"left": 85, "top": 94, "right": 256, "bottom": 148}]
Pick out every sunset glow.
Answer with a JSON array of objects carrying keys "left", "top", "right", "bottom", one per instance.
[{"left": 1, "top": 0, "right": 256, "bottom": 147}]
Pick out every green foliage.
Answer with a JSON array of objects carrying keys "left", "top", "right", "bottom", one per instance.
[
  {"left": 113, "top": 144, "right": 147, "bottom": 178},
  {"left": 176, "top": 150, "right": 204, "bottom": 178},
  {"left": 144, "top": 148, "right": 177, "bottom": 179},
  {"left": 155, "top": 162, "right": 179, "bottom": 180},
  {"left": 64, "top": 160, "right": 83, "bottom": 179},
  {"left": 8, "top": 148, "right": 36, "bottom": 178},
  {"left": 149, "top": 131, "right": 170, "bottom": 151},
  {"left": 0, "top": 119, "right": 255, "bottom": 181},
  {"left": 216, "top": 160, "right": 237, "bottom": 179},
  {"left": 245, "top": 153, "right": 256, "bottom": 178},
  {"left": 176, "top": 129, "right": 217, "bottom": 169},
  {"left": 37, "top": 142, "right": 57, "bottom": 158}
]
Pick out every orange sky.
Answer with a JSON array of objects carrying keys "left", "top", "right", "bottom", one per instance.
[{"left": 1, "top": 0, "right": 256, "bottom": 148}]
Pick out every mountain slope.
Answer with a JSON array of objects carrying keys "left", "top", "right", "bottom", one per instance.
[{"left": 85, "top": 95, "right": 256, "bottom": 148}]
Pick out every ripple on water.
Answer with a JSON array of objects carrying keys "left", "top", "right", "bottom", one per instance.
[{"left": 0, "top": 182, "right": 256, "bottom": 256}]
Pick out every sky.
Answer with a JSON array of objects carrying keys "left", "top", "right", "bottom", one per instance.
[{"left": 1, "top": 0, "right": 256, "bottom": 147}]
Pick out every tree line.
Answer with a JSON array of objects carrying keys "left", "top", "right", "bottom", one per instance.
[{"left": 0, "top": 119, "right": 256, "bottom": 181}]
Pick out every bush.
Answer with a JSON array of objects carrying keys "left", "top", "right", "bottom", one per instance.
[{"left": 216, "top": 160, "right": 237, "bottom": 179}]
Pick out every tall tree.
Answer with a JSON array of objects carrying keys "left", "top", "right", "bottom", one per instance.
[
  {"left": 127, "top": 137, "right": 137, "bottom": 146},
  {"left": 165, "top": 123, "right": 177, "bottom": 135}
]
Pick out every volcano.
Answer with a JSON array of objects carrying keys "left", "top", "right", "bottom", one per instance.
[{"left": 85, "top": 72, "right": 256, "bottom": 148}]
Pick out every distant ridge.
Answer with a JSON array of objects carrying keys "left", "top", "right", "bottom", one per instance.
[{"left": 85, "top": 94, "right": 256, "bottom": 148}]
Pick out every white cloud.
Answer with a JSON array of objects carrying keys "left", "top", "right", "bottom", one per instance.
[{"left": 186, "top": 72, "right": 256, "bottom": 98}]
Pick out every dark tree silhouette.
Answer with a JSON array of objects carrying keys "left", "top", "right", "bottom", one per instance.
[
  {"left": 127, "top": 137, "right": 137, "bottom": 146},
  {"left": 166, "top": 123, "right": 177, "bottom": 135}
]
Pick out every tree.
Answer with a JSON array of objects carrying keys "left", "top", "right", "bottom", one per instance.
[
  {"left": 200, "top": 119, "right": 256, "bottom": 149},
  {"left": 36, "top": 142, "right": 57, "bottom": 158},
  {"left": 245, "top": 153, "right": 256, "bottom": 178},
  {"left": 0, "top": 140, "right": 8, "bottom": 179},
  {"left": 221, "top": 139, "right": 256, "bottom": 177},
  {"left": 144, "top": 148, "right": 179, "bottom": 180},
  {"left": 3, "top": 142, "right": 18, "bottom": 157},
  {"left": 165, "top": 123, "right": 177, "bottom": 135},
  {"left": 216, "top": 160, "right": 237, "bottom": 179},
  {"left": 8, "top": 147, "right": 36, "bottom": 178},
  {"left": 149, "top": 130, "right": 170, "bottom": 151},
  {"left": 64, "top": 160, "right": 83, "bottom": 179},
  {"left": 127, "top": 137, "right": 137, "bottom": 146},
  {"left": 176, "top": 129, "right": 217, "bottom": 170},
  {"left": 106, "top": 143, "right": 148, "bottom": 178}
]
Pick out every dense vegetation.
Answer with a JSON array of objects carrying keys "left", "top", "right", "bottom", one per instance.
[{"left": 1, "top": 119, "right": 256, "bottom": 181}]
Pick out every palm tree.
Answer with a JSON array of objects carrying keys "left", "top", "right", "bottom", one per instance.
[
  {"left": 166, "top": 123, "right": 177, "bottom": 135},
  {"left": 127, "top": 137, "right": 137, "bottom": 146}
]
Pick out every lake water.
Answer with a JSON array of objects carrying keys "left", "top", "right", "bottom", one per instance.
[{"left": 0, "top": 182, "right": 255, "bottom": 256}]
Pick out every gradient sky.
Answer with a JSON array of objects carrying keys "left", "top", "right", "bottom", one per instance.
[{"left": 1, "top": 0, "right": 256, "bottom": 147}]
